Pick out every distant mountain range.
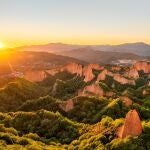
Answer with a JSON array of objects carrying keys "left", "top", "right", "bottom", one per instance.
[
  {"left": 14, "top": 42, "right": 150, "bottom": 64},
  {"left": 57, "top": 48, "right": 147, "bottom": 64},
  {"left": 15, "top": 42, "right": 150, "bottom": 56},
  {"left": 91, "top": 42, "right": 150, "bottom": 56}
]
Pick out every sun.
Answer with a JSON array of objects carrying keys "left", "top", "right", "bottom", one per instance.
[{"left": 0, "top": 41, "right": 5, "bottom": 49}]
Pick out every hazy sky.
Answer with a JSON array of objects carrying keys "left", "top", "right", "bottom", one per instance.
[{"left": 0, "top": 0, "right": 150, "bottom": 47}]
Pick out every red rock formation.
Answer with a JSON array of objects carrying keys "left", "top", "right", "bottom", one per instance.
[
  {"left": 117, "top": 110, "right": 142, "bottom": 138},
  {"left": 56, "top": 63, "right": 104, "bottom": 82},
  {"left": 120, "top": 96, "right": 133, "bottom": 107},
  {"left": 88, "top": 64, "right": 104, "bottom": 70},
  {"left": 24, "top": 70, "right": 46, "bottom": 82},
  {"left": 82, "top": 84, "right": 104, "bottom": 96},
  {"left": 133, "top": 61, "right": 150, "bottom": 74},
  {"left": 79, "top": 84, "right": 113, "bottom": 97},
  {"left": 59, "top": 99, "right": 74, "bottom": 112},
  {"left": 83, "top": 66, "right": 95, "bottom": 82},
  {"left": 113, "top": 74, "right": 135, "bottom": 85},
  {"left": 46, "top": 63, "right": 83, "bottom": 76},
  {"left": 25, "top": 62, "right": 150, "bottom": 84},
  {"left": 46, "top": 63, "right": 104, "bottom": 82},
  {"left": 97, "top": 69, "right": 113, "bottom": 81},
  {"left": 97, "top": 69, "right": 135, "bottom": 85},
  {"left": 61, "top": 63, "right": 83, "bottom": 76},
  {"left": 83, "top": 64, "right": 104, "bottom": 82},
  {"left": 127, "top": 67, "right": 139, "bottom": 79}
]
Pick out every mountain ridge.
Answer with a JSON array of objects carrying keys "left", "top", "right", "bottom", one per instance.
[
  {"left": 14, "top": 42, "right": 150, "bottom": 56},
  {"left": 57, "top": 48, "right": 148, "bottom": 64}
]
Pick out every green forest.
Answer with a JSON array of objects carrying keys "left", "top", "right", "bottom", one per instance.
[{"left": 0, "top": 64, "right": 150, "bottom": 150}]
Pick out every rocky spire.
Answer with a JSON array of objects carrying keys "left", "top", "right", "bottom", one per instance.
[{"left": 117, "top": 109, "right": 142, "bottom": 138}]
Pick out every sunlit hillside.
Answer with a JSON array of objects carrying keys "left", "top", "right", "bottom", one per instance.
[
  {"left": 0, "top": 0, "right": 150, "bottom": 149},
  {"left": 0, "top": 59, "right": 149, "bottom": 149}
]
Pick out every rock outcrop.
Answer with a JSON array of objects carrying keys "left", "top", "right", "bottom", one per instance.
[
  {"left": 97, "top": 69, "right": 113, "bottom": 81},
  {"left": 127, "top": 67, "right": 139, "bottom": 79},
  {"left": 83, "top": 64, "right": 104, "bottom": 82},
  {"left": 61, "top": 63, "right": 83, "bottom": 76},
  {"left": 116, "top": 110, "right": 142, "bottom": 138},
  {"left": 24, "top": 61, "right": 150, "bottom": 84},
  {"left": 79, "top": 84, "right": 113, "bottom": 97},
  {"left": 97, "top": 69, "right": 135, "bottom": 85},
  {"left": 113, "top": 74, "right": 135, "bottom": 85},
  {"left": 120, "top": 96, "right": 133, "bottom": 107},
  {"left": 46, "top": 63, "right": 83, "bottom": 77},
  {"left": 24, "top": 70, "right": 46, "bottom": 82},
  {"left": 81, "top": 84, "right": 104, "bottom": 97},
  {"left": 47, "top": 63, "right": 103, "bottom": 82},
  {"left": 59, "top": 99, "right": 74, "bottom": 112},
  {"left": 125, "top": 61, "right": 150, "bottom": 79},
  {"left": 133, "top": 61, "right": 150, "bottom": 74}
]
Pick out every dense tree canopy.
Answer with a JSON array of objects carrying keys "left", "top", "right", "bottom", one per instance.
[{"left": 0, "top": 64, "right": 149, "bottom": 149}]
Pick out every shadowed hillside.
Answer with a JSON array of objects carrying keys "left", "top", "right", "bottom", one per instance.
[{"left": 57, "top": 48, "right": 147, "bottom": 64}]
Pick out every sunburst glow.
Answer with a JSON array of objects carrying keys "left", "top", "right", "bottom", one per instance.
[{"left": 0, "top": 42, "right": 4, "bottom": 49}]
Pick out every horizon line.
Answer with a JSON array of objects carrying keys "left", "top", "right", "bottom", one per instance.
[{"left": 5, "top": 41, "right": 149, "bottom": 49}]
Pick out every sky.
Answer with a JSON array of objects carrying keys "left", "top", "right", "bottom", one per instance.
[{"left": 0, "top": 0, "right": 150, "bottom": 47}]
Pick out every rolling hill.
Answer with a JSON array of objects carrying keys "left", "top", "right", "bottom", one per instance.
[
  {"left": 15, "top": 42, "right": 150, "bottom": 56},
  {"left": 0, "top": 61, "right": 149, "bottom": 149},
  {"left": 0, "top": 50, "right": 86, "bottom": 75}
]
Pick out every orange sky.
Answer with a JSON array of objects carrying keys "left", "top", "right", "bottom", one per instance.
[
  {"left": 0, "top": 0, "right": 150, "bottom": 48},
  {"left": 1, "top": 35, "right": 150, "bottom": 48}
]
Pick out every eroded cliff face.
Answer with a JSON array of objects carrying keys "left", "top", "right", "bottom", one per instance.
[
  {"left": 45, "top": 63, "right": 83, "bottom": 77},
  {"left": 116, "top": 110, "right": 142, "bottom": 138},
  {"left": 60, "top": 63, "right": 83, "bottom": 76},
  {"left": 24, "top": 70, "right": 46, "bottom": 82},
  {"left": 124, "top": 61, "right": 150, "bottom": 79},
  {"left": 88, "top": 64, "right": 104, "bottom": 70},
  {"left": 24, "top": 63, "right": 103, "bottom": 82},
  {"left": 133, "top": 61, "right": 150, "bottom": 74},
  {"left": 113, "top": 74, "right": 135, "bottom": 85},
  {"left": 97, "top": 69, "right": 135, "bottom": 85},
  {"left": 79, "top": 84, "right": 113, "bottom": 97},
  {"left": 127, "top": 67, "right": 139, "bottom": 79},
  {"left": 83, "top": 64, "right": 104, "bottom": 82},
  {"left": 81, "top": 84, "right": 104, "bottom": 97},
  {"left": 59, "top": 99, "right": 74, "bottom": 112},
  {"left": 46, "top": 63, "right": 103, "bottom": 82},
  {"left": 120, "top": 96, "right": 133, "bottom": 107},
  {"left": 24, "top": 61, "right": 150, "bottom": 84},
  {"left": 97, "top": 69, "right": 113, "bottom": 81}
]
